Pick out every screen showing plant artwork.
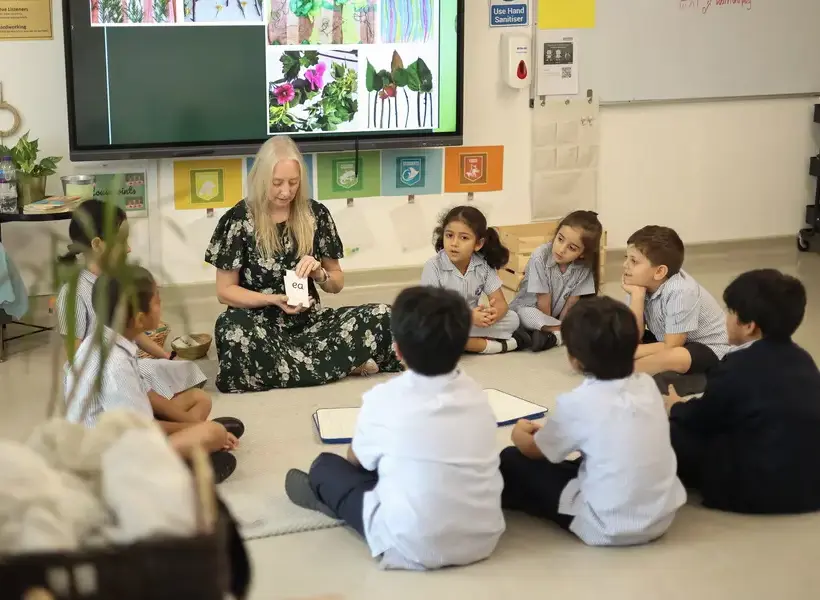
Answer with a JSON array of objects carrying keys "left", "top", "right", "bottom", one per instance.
[{"left": 63, "top": 0, "right": 463, "bottom": 161}]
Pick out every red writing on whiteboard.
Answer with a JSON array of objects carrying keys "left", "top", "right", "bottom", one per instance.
[{"left": 680, "top": 0, "right": 752, "bottom": 12}]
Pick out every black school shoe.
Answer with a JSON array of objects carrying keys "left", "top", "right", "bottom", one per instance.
[
  {"left": 512, "top": 326, "right": 532, "bottom": 350},
  {"left": 213, "top": 416, "right": 245, "bottom": 439},
  {"left": 211, "top": 451, "right": 237, "bottom": 484},
  {"left": 652, "top": 371, "right": 708, "bottom": 397},
  {"left": 284, "top": 469, "right": 338, "bottom": 519},
  {"left": 530, "top": 330, "right": 558, "bottom": 353}
]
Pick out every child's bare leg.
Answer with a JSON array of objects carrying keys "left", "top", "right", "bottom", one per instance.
[
  {"left": 466, "top": 337, "right": 488, "bottom": 353},
  {"left": 168, "top": 421, "right": 228, "bottom": 457},
  {"left": 171, "top": 387, "right": 212, "bottom": 422},
  {"left": 634, "top": 347, "right": 692, "bottom": 376}
]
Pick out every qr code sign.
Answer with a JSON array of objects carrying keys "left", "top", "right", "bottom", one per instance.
[{"left": 561, "top": 67, "right": 572, "bottom": 79}]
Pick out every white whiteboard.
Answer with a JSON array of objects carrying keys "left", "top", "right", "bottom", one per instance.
[{"left": 573, "top": 0, "right": 820, "bottom": 103}]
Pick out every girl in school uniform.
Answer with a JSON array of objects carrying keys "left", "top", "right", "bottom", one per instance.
[
  {"left": 57, "top": 199, "right": 212, "bottom": 424},
  {"left": 510, "top": 210, "right": 603, "bottom": 352},
  {"left": 421, "top": 205, "right": 528, "bottom": 354}
]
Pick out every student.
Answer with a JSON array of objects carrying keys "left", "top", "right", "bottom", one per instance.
[
  {"left": 509, "top": 210, "right": 602, "bottom": 352},
  {"left": 421, "top": 205, "right": 526, "bottom": 354},
  {"left": 622, "top": 226, "right": 729, "bottom": 390},
  {"left": 499, "top": 296, "right": 686, "bottom": 546},
  {"left": 57, "top": 199, "right": 213, "bottom": 426},
  {"left": 666, "top": 269, "right": 820, "bottom": 514},
  {"left": 63, "top": 265, "right": 242, "bottom": 483},
  {"left": 285, "top": 286, "right": 505, "bottom": 570}
]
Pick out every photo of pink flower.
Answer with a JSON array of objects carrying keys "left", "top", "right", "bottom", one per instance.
[
  {"left": 273, "top": 82, "right": 296, "bottom": 104},
  {"left": 267, "top": 49, "right": 360, "bottom": 134},
  {"left": 304, "top": 62, "right": 327, "bottom": 91}
]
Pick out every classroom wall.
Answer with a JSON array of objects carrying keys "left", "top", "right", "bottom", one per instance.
[{"left": 1, "top": 2, "right": 816, "bottom": 293}]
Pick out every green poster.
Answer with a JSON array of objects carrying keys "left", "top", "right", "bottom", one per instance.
[
  {"left": 92, "top": 172, "right": 147, "bottom": 215},
  {"left": 317, "top": 151, "right": 381, "bottom": 200}
]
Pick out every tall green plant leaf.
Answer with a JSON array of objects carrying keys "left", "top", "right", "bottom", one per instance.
[
  {"left": 416, "top": 58, "right": 433, "bottom": 93},
  {"left": 365, "top": 60, "right": 378, "bottom": 92},
  {"left": 405, "top": 61, "right": 421, "bottom": 92}
]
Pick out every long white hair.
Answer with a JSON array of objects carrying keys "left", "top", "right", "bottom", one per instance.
[{"left": 247, "top": 136, "right": 315, "bottom": 258}]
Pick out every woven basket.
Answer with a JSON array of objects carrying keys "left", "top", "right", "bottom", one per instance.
[
  {"left": 171, "top": 334, "right": 213, "bottom": 361},
  {"left": 137, "top": 322, "right": 170, "bottom": 359},
  {"left": 0, "top": 447, "right": 250, "bottom": 600}
]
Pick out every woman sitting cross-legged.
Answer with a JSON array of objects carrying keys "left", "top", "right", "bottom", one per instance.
[{"left": 204, "top": 136, "right": 403, "bottom": 392}]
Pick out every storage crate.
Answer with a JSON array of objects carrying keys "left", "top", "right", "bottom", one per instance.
[{"left": 496, "top": 221, "right": 607, "bottom": 292}]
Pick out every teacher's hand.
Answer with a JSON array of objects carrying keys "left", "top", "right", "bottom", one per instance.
[
  {"left": 268, "top": 294, "right": 314, "bottom": 315},
  {"left": 295, "top": 255, "right": 323, "bottom": 279}
]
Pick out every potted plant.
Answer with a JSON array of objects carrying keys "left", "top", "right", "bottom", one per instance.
[{"left": 0, "top": 132, "right": 62, "bottom": 207}]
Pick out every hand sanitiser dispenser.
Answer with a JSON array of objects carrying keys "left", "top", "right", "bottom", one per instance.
[{"left": 501, "top": 33, "right": 531, "bottom": 89}]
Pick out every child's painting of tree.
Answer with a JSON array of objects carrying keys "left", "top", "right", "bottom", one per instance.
[
  {"left": 267, "top": 0, "right": 376, "bottom": 45},
  {"left": 364, "top": 48, "right": 437, "bottom": 131},
  {"left": 268, "top": 49, "right": 360, "bottom": 134}
]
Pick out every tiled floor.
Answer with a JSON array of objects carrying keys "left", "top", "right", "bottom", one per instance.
[{"left": 4, "top": 239, "right": 820, "bottom": 600}]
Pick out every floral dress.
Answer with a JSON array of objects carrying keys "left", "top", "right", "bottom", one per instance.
[{"left": 204, "top": 199, "right": 402, "bottom": 392}]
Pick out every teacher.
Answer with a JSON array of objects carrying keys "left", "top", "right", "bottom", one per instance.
[{"left": 204, "top": 136, "right": 402, "bottom": 392}]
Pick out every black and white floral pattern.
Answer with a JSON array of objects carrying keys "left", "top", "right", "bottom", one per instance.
[{"left": 204, "top": 199, "right": 401, "bottom": 392}]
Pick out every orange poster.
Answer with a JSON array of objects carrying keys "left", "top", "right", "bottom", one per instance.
[{"left": 444, "top": 145, "right": 504, "bottom": 193}]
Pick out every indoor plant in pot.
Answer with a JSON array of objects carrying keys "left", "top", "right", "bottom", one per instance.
[{"left": 0, "top": 132, "right": 62, "bottom": 207}]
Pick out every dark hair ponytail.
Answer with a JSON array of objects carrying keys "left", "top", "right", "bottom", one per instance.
[
  {"left": 433, "top": 205, "right": 510, "bottom": 270},
  {"left": 64, "top": 199, "right": 127, "bottom": 259},
  {"left": 555, "top": 210, "right": 603, "bottom": 293}
]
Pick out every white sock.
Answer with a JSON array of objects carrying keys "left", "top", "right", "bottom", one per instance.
[
  {"left": 553, "top": 331, "right": 563, "bottom": 345},
  {"left": 480, "top": 339, "right": 517, "bottom": 354}
]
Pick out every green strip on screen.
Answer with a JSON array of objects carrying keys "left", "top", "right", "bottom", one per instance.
[{"left": 436, "top": 0, "right": 458, "bottom": 133}]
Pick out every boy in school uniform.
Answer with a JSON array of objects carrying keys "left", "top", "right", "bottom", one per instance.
[
  {"left": 285, "top": 286, "right": 505, "bottom": 570},
  {"left": 666, "top": 269, "right": 820, "bottom": 514},
  {"left": 64, "top": 266, "right": 241, "bottom": 483},
  {"left": 622, "top": 226, "right": 730, "bottom": 394},
  {"left": 499, "top": 296, "right": 686, "bottom": 545}
]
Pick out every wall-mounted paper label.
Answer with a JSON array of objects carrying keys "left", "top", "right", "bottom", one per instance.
[{"left": 284, "top": 270, "right": 310, "bottom": 307}]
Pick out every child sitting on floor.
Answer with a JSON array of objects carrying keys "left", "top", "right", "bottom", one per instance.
[
  {"left": 57, "top": 199, "right": 213, "bottom": 425},
  {"left": 63, "top": 264, "right": 243, "bottom": 483},
  {"left": 509, "top": 210, "right": 602, "bottom": 352},
  {"left": 666, "top": 269, "right": 820, "bottom": 514},
  {"left": 500, "top": 296, "right": 685, "bottom": 546},
  {"left": 285, "top": 286, "right": 505, "bottom": 570},
  {"left": 622, "top": 225, "right": 730, "bottom": 395},
  {"left": 421, "top": 205, "right": 526, "bottom": 354}
]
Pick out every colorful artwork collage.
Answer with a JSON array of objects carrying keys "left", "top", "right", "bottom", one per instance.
[
  {"left": 89, "top": 0, "right": 441, "bottom": 137},
  {"left": 172, "top": 145, "right": 503, "bottom": 209},
  {"left": 265, "top": 0, "right": 439, "bottom": 136}
]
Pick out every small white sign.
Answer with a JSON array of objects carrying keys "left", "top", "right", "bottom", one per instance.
[
  {"left": 284, "top": 270, "right": 311, "bottom": 307},
  {"left": 490, "top": 0, "right": 529, "bottom": 27}
]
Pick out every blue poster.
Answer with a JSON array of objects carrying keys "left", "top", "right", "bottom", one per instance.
[
  {"left": 380, "top": 149, "right": 443, "bottom": 197},
  {"left": 245, "top": 153, "right": 315, "bottom": 199}
]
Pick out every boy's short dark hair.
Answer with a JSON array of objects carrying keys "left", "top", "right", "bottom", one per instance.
[
  {"left": 627, "top": 226, "right": 685, "bottom": 277},
  {"left": 391, "top": 286, "right": 470, "bottom": 376},
  {"left": 92, "top": 265, "right": 156, "bottom": 329},
  {"left": 723, "top": 269, "right": 805, "bottom": 341},
  {"left": 561, "top": 296, "right": 638, "bottom": 381}
]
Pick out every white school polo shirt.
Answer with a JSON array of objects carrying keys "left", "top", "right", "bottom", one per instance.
[
  {"left": 64, "top": 327, "right": 153, "bottom": 428},
  {"left": 535, "top": 373, "right": 686, "bottom": 546},
  {"left": 421, "top": 250, "right": 503, "bottom": 309},
  {"left": 353, "top": 369, "right": 506, "bottom": 570}
]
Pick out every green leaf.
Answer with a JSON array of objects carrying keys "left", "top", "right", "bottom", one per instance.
[
  {"left": 377, "top": 69, "right": 392, "bottom": 86},
  {"left": 392, "top": 67, "right": 409, "bottom": 87},
  {"left": 300, "top": 50, "right": 319, "bottom": 66},
  {"left": 365, "top": 60, "right": 377, "bottom": 92},
  {"left": 280, "top": 51, "right": 301, "bottom": 80},
  {"left": 416, "top": 57, "right": 433, "bottom": 92},
  {"left": 405, "top": 61, "right": 421, "bottom": 92}
]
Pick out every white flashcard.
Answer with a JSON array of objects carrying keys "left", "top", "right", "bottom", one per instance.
[{"left": 284, "top": 270, "right": 310, "bottom": 307}]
